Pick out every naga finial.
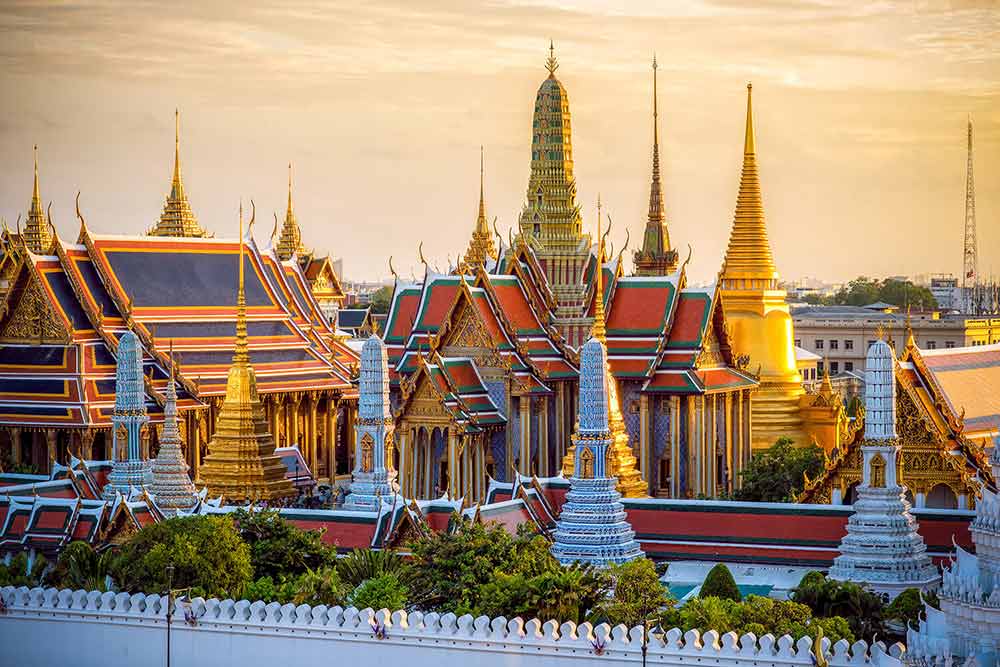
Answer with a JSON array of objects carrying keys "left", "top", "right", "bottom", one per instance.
[
  {"left": 247, "top": 200, "right": 256, "bottom": 237},
  {"left": 616, "top": 227, "right": 630, "bottom": 266},
  {"left": 75, "top": 191, "right": 87, "bottom": 234},
  {"left": 388, "top": 255, "right": 399, "bottom": 283},
  {"left": 271, "top": 211, "right": 279, "bottom": 243},
  {"left": 418, "top": 241, "right": 428, "bottom": 268}
]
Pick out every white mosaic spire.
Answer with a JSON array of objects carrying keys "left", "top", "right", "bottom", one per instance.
[
  {"left": 149, "top": 358, "right": 198, "bottom": 516},
  {"left": 551, "top": 337, "right": 642, "bottom": 567},
  {"left": 344, "top": 335, "right": 398, "bottom": 511},
  {"left": 829, "top": 338, "right": 939, "bottom": 599},
  {"left": 103, "top": 331, "right": 153, "bottom": 499}
]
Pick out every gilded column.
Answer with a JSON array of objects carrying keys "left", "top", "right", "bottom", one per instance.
[
  {"left": 519, "top": 396, "right": 531, "bottom": 476},
  {"left": 539, "top": 398, "right": 549, "bottom": 477},
  {"left": 347, "top": 403, "right": 357, "bottom": 473},
  {"left": 639, "top": 394, "right": 651, "bottom": 494},
  {"left": 670, "top": 397, "right": 679, "bottom": 498},
  {"left": 326, "top": 397, "right": 338, "bottom": 483},
  {"left": 505, "top": 387, "right": 515, "bottom": 482},
  {"left": 270, "top": 396, "right": 282, "bottom": 446},
  {"left": 555, "top": 383, "right": 566, "bottom": 464},
  {"left": 46, "top": 429, "right": 58, "bottom": 473},
  {"left": 396, "top": 425, "right": 408, "bottom": 496},
  {"left": 290, "top": 394, "right": 301, "bottom": 450},
  {"left": 725, "top": 393, "right": 734, "bottom": 495},
  {"left": 192, "top": 411, "right": 203, "bottom": 484},
  {"left": 80, "top": 430, "right": 94, "bottom": 461},
  {"left": 686, "top": 396, "right": 696, "bottom": 496},
  {"left": 307, "top": 394, "right": 318, "bottom": 473},
  {"left": 447, "top": 430, "right": 460, "bottom": 499}
]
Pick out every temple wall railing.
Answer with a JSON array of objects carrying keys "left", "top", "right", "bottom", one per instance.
[{"left": 0, "top": 585, "right": 905, "bottom": 667}]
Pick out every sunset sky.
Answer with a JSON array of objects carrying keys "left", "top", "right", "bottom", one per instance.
[{"left": 1, "top": 0, "right": 998, "bottom": 284}]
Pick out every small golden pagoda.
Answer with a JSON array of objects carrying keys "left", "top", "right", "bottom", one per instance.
[
  {"left": 276, "top": 163, "right": 309, "bottom": 260},
  {"left": 562, "top": 197, "right": 644, "bottom": 497},
  {"left": 719, "top": 84, "right": 809, "bottom": 451},
  {"left": 148, "top": 111, "right": 209, "bottom": 238},
  {"left": 198, "top": 205, "right": 295, "bottom": 502},
  {"left": 461, "top": 147, "right": 498, "bottom": 270},
  {"left": 24, "top": 146, "right": 53, "bottom": 254}
]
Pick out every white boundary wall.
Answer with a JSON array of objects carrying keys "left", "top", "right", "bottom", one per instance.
[{"left": 0, "top": 586, "right": 905, "bottom": 667}]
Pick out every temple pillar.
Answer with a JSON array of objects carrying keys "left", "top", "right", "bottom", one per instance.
[
  {"left": 539, "top": 398, "right": 549, "bottom": 477},
  {"left": 45, "top": 428, "right": 57, "bottom": 473},
  {"left": 290, "top": 394, "right": 301, "bottom": 450},
  {"left": 81, "top": 429, "right": 96, "bottom": 461},
  {"left": 519, "top": 396, "right": 531, "bottom": 476},
  {"left": 270, "top": 396, "right": 282, "bottom": 446},
  {"left": 307, "top": 394, "right": 318, "bottom": 473},
  {"left": 725, "top": 393, "right": 734, "bottom": 495},
  {"left": 192, "top": 411, "right": 203, "bottom": 483},
  {"left": 505, "top": 387, "right": 514, "bottom": 482},
  {"left": 347, "top": 404, "right": 357, "bottom": 474},
  {"left": 958, "top": 493, "right": 968, "bottom": 510},
  {"left": 396, "top": 425, "right": 408, "bottom": 496},
  {"left": 639, "top": 394, "right": 651, "bottom": 494},
  {"left": 9, "top": 427, "right": 21, "bottom": 466},
  {"left": 915, "top": 491, "right": 926, "bottom": 508},
  {"left": 325, "top": 397, "right": 338, "bottom": 483},
  {"left": 555, "top": 382, "right": 566, "bottom": 465},
  {"left": 670, "top": 396, "right": 680, "bottom": 498},
  {"left": 686, "top": 396, "right": 696, "bottom": 496},
  {"left": 447, "top": 430, "right": 460, "bottom": 499}
]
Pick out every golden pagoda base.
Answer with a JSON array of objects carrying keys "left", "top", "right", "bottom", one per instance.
[{"left": 749, "top": 379, "right": 812, "bottom": 451}]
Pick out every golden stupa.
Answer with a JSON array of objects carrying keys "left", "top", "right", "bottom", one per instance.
[
  {"left": 562, "top": 197, "right": 645, "bottom": 497},
  {"left": 148, "top": 111, "right": 209, "bottom": 238},
  {"left": 198, "top": 204, "right": 295, "bottom": 502},
  {"left": 719, "top": 84, "right": 809, "bottom": 451},
  {"left": 23, "top": 146, "right": 53, "bottom": 254}
]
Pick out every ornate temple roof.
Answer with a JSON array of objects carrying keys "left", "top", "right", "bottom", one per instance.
[
  {"left": 720, "top": 84, "right": 778, "bottom": 283},
  {"left": 148, "top": 111, "right": 209, "bottom": 238},
  {"left": 910, "top": 342, "right": 1000, "bottom": 438},
  {"left": 461, "top": 148, "right": 497, "bottom": 270},
  {"left": 0, "top": 217, "right": 357, "bottom": 428}
]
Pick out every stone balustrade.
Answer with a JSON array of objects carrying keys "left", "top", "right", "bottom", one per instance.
[{"left": 0, "top": 585, "right": 905, "bottom": 667}]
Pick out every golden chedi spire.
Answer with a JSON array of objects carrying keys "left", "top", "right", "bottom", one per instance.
[
  {"left": 462, "top": 147, "right": 498, "bottom": 269},
  {"left": 149, "top": 110, "right": 209, "bottom": 238},
  {"left": 633, "top": 55, "right": 678, "bottom": 277},
  {"left": 198, "top": 204, "right": 295, "bottom": 503},
  {"left": 561, "top": 196, "right": 645, "bottom": 497},
  {"left": 24, "top": 145, "right": 53, "bottom": 254},
  {"left": 276, "top": 163, "right": 309, "bottom": 261},
  {"left": 721, "top": 83, "right": 778, "bottom": 284},
  {"left": 518, "top": 40, "right": 584, "bottom": 251},
  {"left": 719, "top": 84, "right": 808, "bottom": 451}
]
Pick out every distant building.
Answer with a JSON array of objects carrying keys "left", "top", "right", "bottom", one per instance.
[
  {"left": 338, "top": 307, "right": 375, "bottom": 338},
  {"left": 929, "top": 273, "right": 961, "bottom": 311},
  {"left": 792, "top": 305, "right": 1000, "bottom": 379}
]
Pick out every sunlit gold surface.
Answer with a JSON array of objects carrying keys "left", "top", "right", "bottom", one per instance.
[
  {"left": 461, "top": 147, "right": 497, "bottom": 269},
  {"left": 719, "top": 84, "right": 808, "bottom": 450},
  {"left": 198, "top": 206, "right": 295, "bottom": 502},
  {"left": 24, "top": 146, "right": 52, "bottom": 254},
  {"left": 148, "top": 111, "right": 209, "bottom": 238}
]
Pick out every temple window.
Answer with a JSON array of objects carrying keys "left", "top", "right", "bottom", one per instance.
[
  {"left": 927, "top": 341, "right": 937, "bottom": 349},
  {"left": 580, "top": 448, "right": 594, "bottom": 479},
  {"left": 870, "top": 453, "right": 885, "bottom": 488},
  {"left": 945, "top": 341, "right": 955, "bottom": 348},
  {"left": 830, "top": 361, "right": 839, "bottom": 374}
]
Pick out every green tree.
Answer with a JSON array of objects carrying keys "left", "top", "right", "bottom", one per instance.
[
  {"left": 112, "top": 515, "right": 252, "bottom": 599},
  {"left": 678, "top": 595, "right": 853, "bottom": 643},
  {"left": 791, "top": 571, "right": 886, "bottom": 640},
  {"left": 733, "top": 437, "right": 825, "bottom": 502},
  {"left": 337, "top": 548, "right": 409, "bottom": 589},
  {"left": 699, "top": 563, "right": 741, "bottom": 601},
  {"left": 291, "top": 566, "right": 347, "bottom": 607},
  {"left": 48, "top": 541, "right": 115, "bottom": 592},
  {"left": 369, "top": 286, "right": 394, "bottom": 315},
  {"left": 0, "top": 552, "right": 48, "bottom": 588},
  {"left": 595, "top": 558, "right": 675, "bottom": 628},
  {"left": 885, "top": 587, "right": 939, "bottom": 629},
  {"left": 406, "top": 516, "right": 608, "bottom": 620},
  {"left": 878, "top": 279, "right": 937, "bottom": 310},
  {"left": 834, "top": 277, "right": 881, "bottom": 307},
  {"left": 234, "top": 508, "right": 334, "bottom": 582},
  {"left": 349, "top": 573, "right": 409, "bottom": 611}
]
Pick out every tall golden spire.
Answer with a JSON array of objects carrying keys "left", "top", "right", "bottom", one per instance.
[
  {"left": 591, "top": 194, "right": 607, "bottom": 343},
  {"left": 198, "top": 203, "right": 294, "bottom": 503},
  {"left": 149, "top": 110, "right": 209, "bottom": 238},
  {"left": 462, "top": 146, "right": 498, "bottom": 269},
  {"left": 545, "top": 39, "right": 559, "bottom": 76},
  {"left": 24, "top": 145, "right": 53, "bottom": 253},
  {"left": 276, "top": 163, "right": 309, "bottom": 261},
  {"left": 634, "top": 54, "right": 678, "bottom": 276},
  {"left": 720, "top": 83, "right": 778, "bottom": 284}
]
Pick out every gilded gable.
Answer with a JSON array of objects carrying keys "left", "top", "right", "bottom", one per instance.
[{"left": 0, "top": 274, "right": 69, "bottom": 343}]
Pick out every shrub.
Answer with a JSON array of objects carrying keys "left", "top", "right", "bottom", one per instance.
[
  {"left": 349, "top": 573, "right": 409, "bottom": 611},
  {"left": 111, "top": 515, "right": 252, "bottom": 599},
  {"left": 0, "top": 552, "right": 47, "bottom": 587},
  {"left": 791, "top": 571, "right": 886, "bottom": 640},
  {"left": 48, "top": 541, "right": 115, "bottom": 592},
  {"left": 291, "top": 566, "right": 347, "bottom": 607},
  {"left": 234, "top": 508, "right": 334, "bottom": 581},
  {"left": 337, "top": 549, "right": 409, "bottom": 589},
  {"left": 595, "top": 558, "right": 675, "bottom": 628},
  {"left": 679, "top": 594, "right": 853, "bottom": 643},
  {"left": 700, "top": 564, "right": 741, "bottom": 601}
]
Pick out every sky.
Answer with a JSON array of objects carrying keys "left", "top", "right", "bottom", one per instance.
[{"left": 1, "top": 0, "right": 998, "bottom": 285}]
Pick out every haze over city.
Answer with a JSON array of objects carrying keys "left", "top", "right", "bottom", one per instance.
[{"left": 1, "top": 0, "right": 998, "bottom": 283}]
